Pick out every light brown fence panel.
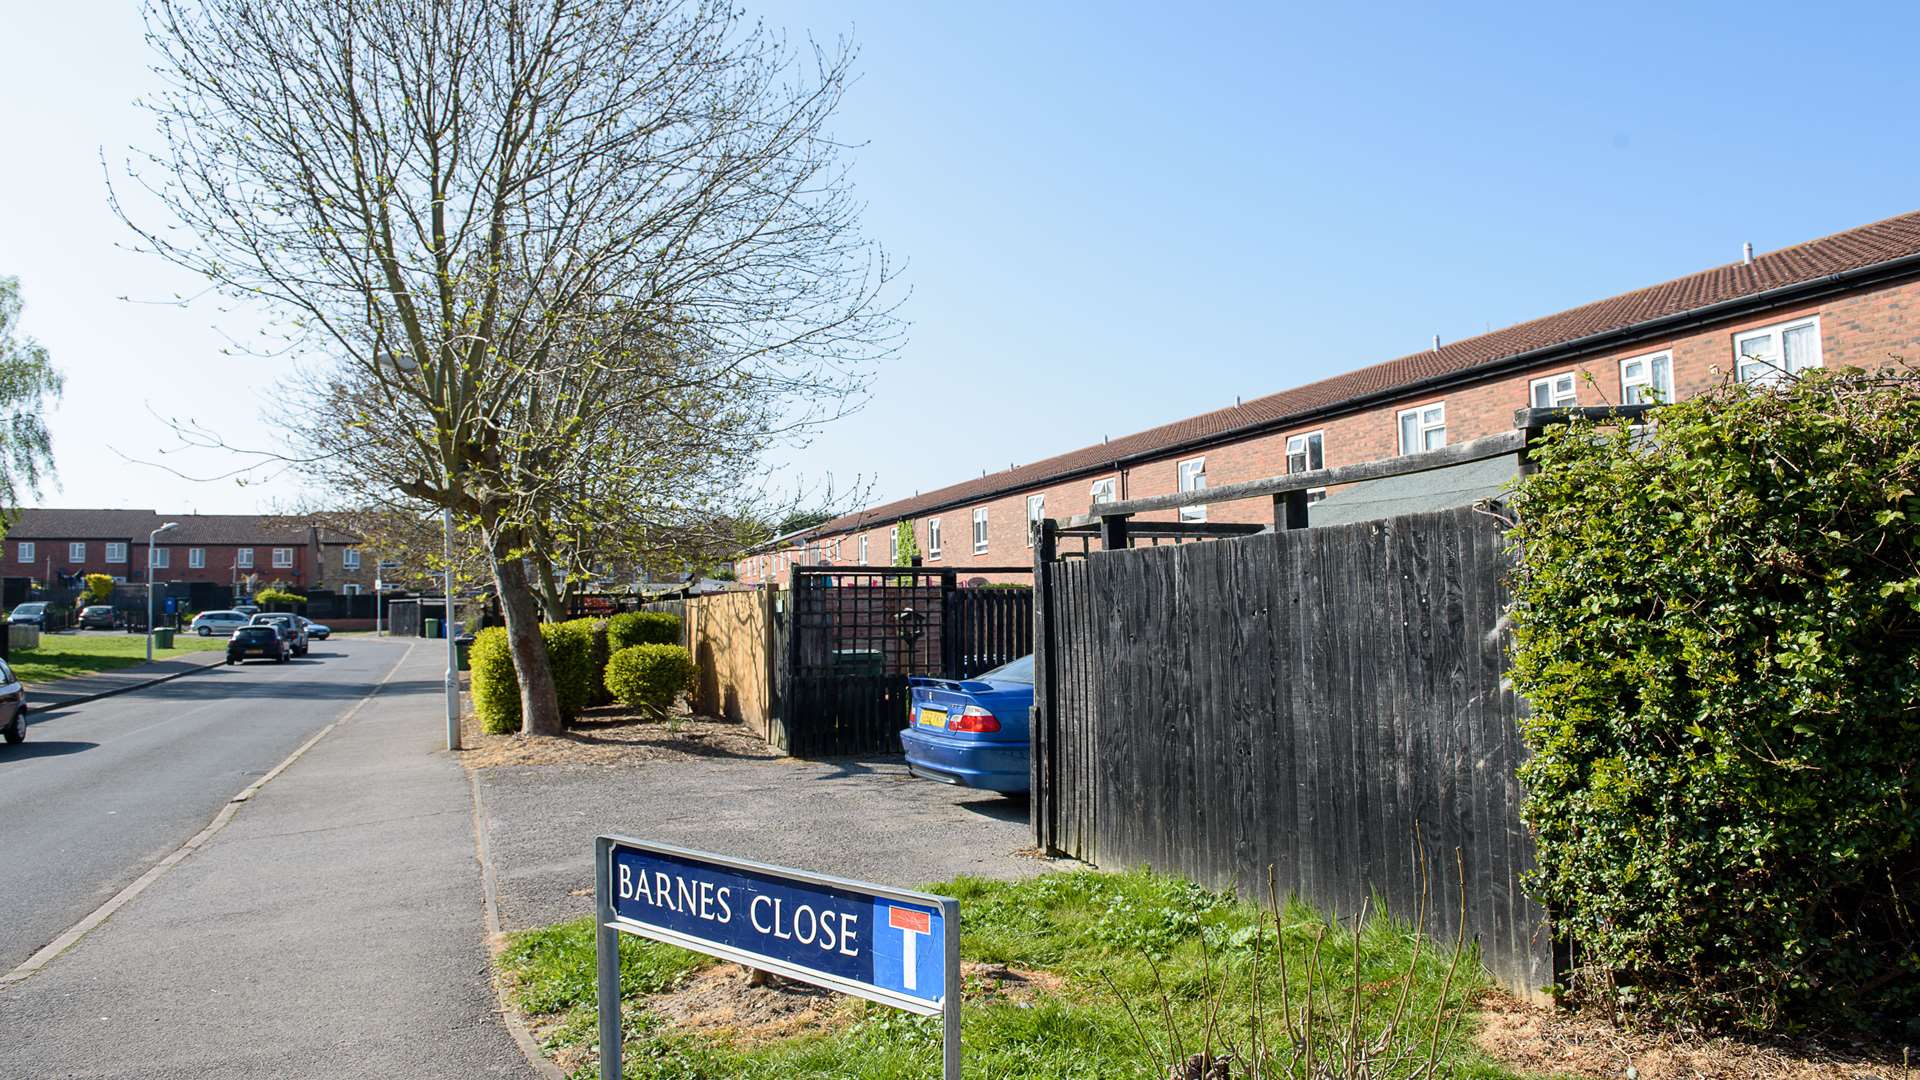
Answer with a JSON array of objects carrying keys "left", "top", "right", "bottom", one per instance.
[{"left": 685, "top": 591, "right": 780, "bottom": 744}]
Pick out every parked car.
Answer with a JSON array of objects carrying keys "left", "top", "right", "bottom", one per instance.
[
  {"left": 78, "top": 604, "right": 117, "bottom": 630},
  {"left": 0, "top": 658, "right": 26, "bottom": 745},
  {"left": 227, "top": 624, "right": 291, "bottom": 664},
  {"left": 298, "top": 616, "right": 331, "bottom": 640},
  {"left": 249, "top": 613, "right": 309, "bottom": 656},
  {"left": 900, "top": 654, "right": 1034, "bottom": 794},
  {"left": 232, "top": 605, "right": 260, "bottom": 618},
  {"left": 8, "top": 602, "right": 49, "bottom": 628},
  {"left": 191, "top": 610, "right": 253, "bottom": 637}
]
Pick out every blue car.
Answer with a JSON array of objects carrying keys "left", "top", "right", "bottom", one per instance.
[{"left": 901, "top": 655, "right": 1033, "bottom": 794}]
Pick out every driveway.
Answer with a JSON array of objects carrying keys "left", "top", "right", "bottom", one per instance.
[{"left": 475, "top": 751, "right": 1054, "bottom": 933}]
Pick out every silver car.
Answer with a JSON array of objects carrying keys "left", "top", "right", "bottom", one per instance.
[{"left": 191, "top": 610, "right": 253, "bottom": 637}]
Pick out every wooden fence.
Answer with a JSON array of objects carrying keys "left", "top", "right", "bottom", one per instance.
[
  {"left": 1033, "top": 504, "right": 1550, "bottom": 996},
  {"left": 679, "top": 590, "right": 784, "bottom": 745}
]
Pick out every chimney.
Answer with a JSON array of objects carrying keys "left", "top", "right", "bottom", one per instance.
[
  {"left": 1432, "top": 334, "right": 1442, "bottom": 352},
  {"left": 1743, "top": 242, "right": 1754, "bottom": 265}
]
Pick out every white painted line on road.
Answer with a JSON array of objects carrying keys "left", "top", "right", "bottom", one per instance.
[{"left": 1, "top": 641, "right": 419, "bottom": 987}]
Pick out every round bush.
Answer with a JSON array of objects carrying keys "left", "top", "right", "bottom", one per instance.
[
  {"left": 604, "top": 644, "right": 697, "bottom": 716},
  {"left": 1509, "top": 370, "right": 1920, "bottom": 1035},
  {"left": 607, "top": 610, "right": 682, "bottom": 652},
  {"left": 468, "top": 620, "right": 600, "bottom": 734}
]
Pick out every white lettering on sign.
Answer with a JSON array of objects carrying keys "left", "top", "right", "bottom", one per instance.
[
  {"left": 747, "top": 895, "right": 860, "bottom": 956},
  {"left": 618, "top": 863, "right": 859, "bottom": 958},
  {"left": 617, "top": 864, "right": 736, "bottom": 928},
  {"left": 888, "top": 906, "right": 931, "bottom": 990}
]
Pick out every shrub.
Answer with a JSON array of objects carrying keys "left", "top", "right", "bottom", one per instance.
[
  {"left": 572, "top": 617, "right": 612, "bottom": 706},
  {"left": 469, "top": 620, "right": 601, "bottom": 734},
  {"left": 83, "top": 573, "right": 115, "bottom": 605},
  {"left": 606, "top": 610, "right": 681, "bottom": 652},
  {"left": 255, "top": 587, "right": 306, "bottom": 608},
  {"left": 1509, "top": 369, "right": 1920, "bottom": 1035},
  {"left": 604, "top": 644, "right": 696, "bottom": 717}
]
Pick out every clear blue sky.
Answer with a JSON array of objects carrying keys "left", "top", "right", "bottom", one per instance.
[{"left": 3, "top": 0, "right": 1916, "bottom": 514}]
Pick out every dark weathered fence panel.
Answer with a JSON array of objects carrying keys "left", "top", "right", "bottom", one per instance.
[{"left": 1033, "top": 505, "right": 1549, "bottom": 996}]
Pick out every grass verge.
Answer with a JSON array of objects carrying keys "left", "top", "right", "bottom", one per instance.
[
  {"left": 11, "top": 632, "right": 228, "bottom": 684},
  {"left": 498, "top": 867, "right": 1530, "bottom": 1079}
]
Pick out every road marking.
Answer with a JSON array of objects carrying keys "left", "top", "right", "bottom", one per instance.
[{"left": 0, "top": 641, "right": 418, "bottom": 987}]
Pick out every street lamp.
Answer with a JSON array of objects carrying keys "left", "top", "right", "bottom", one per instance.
[
  {"left": 146, "top": 521, "right": 178, "bottom": 662},
  {"left": 381, "top": 349, "right": 460, "bottom": 752}
]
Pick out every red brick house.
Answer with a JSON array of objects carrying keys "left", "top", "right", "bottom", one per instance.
[
  {"left": 740, "top": 210, "right": 1920, "bottom": 585},
  {"left": 2, "top": 510, "right": 373, "bottom": 594}
]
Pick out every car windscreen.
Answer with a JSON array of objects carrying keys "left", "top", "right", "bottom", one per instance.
[
  {"left": 979, "top": 655, "right": 1034, "bottom": 685},
  {"left": 13, "top": 604, "right": 44, "bottom": 614},
  {"left": 233, "top": 627, "right": 275, "bottom": 641}
]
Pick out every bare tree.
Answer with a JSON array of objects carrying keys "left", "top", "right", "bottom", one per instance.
[
  {"left": 122, "top": 0, "right": 899, "bottom": 734},
  {"left": 0, "top": 277, "right": 65, "bottom": 514}
]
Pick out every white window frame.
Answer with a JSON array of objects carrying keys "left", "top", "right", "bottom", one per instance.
[
  {"left": 17, "top": 542, "right": 33, "bottom": 563},
  {"left": 1619, "top": 350, "right": 1674, "bottom": 405},
  {"left": 1397, "top": 403, "right": 1447, "bottom": 455},
  {"left": 236, "top": 548, "right": 254, "bottom": 569},
  {"left": 1529, "top": 372, "right": 1578, "bottom": 409},
  {"left": 272, "top": 547, "right": 294, "bottom": 568},
  {"left": 926, "top": 518, "right": 943, "bottom": 560},
  {"left": 1177, "top": 457, "right": 1208, "bottom": 523},
  {"left": 105, "top": 542, "right": 128, "bottom": 564},
  {"left": 1286, "top": 431, "right": 1328, "bottom": 503},
  {"left": 342, "top": 548, "right": 361, "bottom": 570},
  {"left": 888, "top": 529, "right": 899, "bottom": 564},
  {"left": 151, "top": 547, "right": 170, "bottom": 570},
  {"left": 858, "top": 535, "right": 869, "bottom": 564},
  {"left": 68, "top": 541, "right": 86, "bottom": 563},
  {"left": 972, "top": 507, "right": 989, "bottom": 554},
  {"left": 1734, "top": 315, "right": 1822, "bottom": 384},
  {"left": 1026, "top": 494, "right": 1045, "bottom": 547},
  {"left": 188, "top": 547, "right": 206, "bottom": 569},
  {"left": 1090, "top": 477, "right": 1117, "bottom": 505},
  {"left": 342, "top": 583, "right": 363, "bottom": 596}
]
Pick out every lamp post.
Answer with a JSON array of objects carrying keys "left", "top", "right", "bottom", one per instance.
[
  {"left": 381, "top": 348, "right": 460, "bottom": 751},
  {"left": 146, "top": 521, "right": 178, "bottom": 662}
]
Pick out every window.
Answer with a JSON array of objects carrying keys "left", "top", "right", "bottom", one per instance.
[
  {"left": 343, "top": 548, "right": 361, "bottom": 570},
  {"left": 151, "top": 547, "right": 170, "bottom": 570},
  {"left": 1090, "top": 477, "right": 1117, "bottom": 505},
  {"left": 342, "top": 583, "right": 363, "bottom": 596},
  {"left": 972, "top": 507, "right": 990, "bottom": 553},
  {"left": 1529, "top": 372, "right": 1578, "bottom": 409},
  {"left": 1286, "top": 431, "right": 1328, "bottom": 503},
  {"left": 1620, "top": 351, "right": 1674, "bottom": 405},
  {"left": 1177, "top": 458, "right": 1208, "bottom": 523},
  {"left": 1397, "top": 403, "right": 1447, "bottom": 454},
  {"left": 859, "top": 535, "right": 869, "bottom": 563},
  {"left": 236, "top": 548, "right": 254, "bottom": 569},
  {"left": 888, "top": 529, "right": 899, "bottom": 563},
  {"left": 68, "top": 542, "right": 85, "bottom": 562},
  {"left": 1735, "top": 316, "right": 1822, "bottom": 383},
  {"left": 1026, "top": 494, "right": 1045, "bottom": 547},
  {"left": 106, "top": 542, "right": 128, "bottom": 563},
  {"left": 272, "top": 547, "right": 294, "bottom": 568},
  {"left": 927, "top": 518, "right": 943, "bottom": 560},
  {"left": 188, "top": 547, "right": 206, "bottom": 569},
  {"left": 16, "top": 542, "right": 32, "bottom": 563}
]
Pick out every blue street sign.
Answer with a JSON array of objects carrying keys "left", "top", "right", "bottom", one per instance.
[{"left": 594, "top": 836, "right": 961, "bottom": 1079}]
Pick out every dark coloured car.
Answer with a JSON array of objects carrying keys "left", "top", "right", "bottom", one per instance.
[
  {"left": 8, "top": 602, "right": 48, "bottom": 628},
  {"left": 900, "top": 655, "right": 1034, "bottom": 794},
  {"left": 227, "top": 625, "right": 291, "bottom": 664},
  {"left": 249, "top": 613, "right": 309, "bottom": 657},
  {"left": 298, "top": 616, "right": 331, "bottom": 640},
  {"left": 0, "top": 658, "right": 26, "bottom": 745},
  {"left": 78, "top": 604, "right": 117, "bottom": 630}
]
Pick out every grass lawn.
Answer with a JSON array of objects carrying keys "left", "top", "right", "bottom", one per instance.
[
  {"left": 500, "top": 868, "right": 1530, "bottom": 1080},
  {"left": 10, "top": 631, "right": 229, "bottom": 684}
]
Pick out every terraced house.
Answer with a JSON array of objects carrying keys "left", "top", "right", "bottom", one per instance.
[
  {"left": 2, "top": 509, "right": 373, "bottom": 593},
  {"left": 739, "top": 210, "right": 1920, "bottom": 585}
]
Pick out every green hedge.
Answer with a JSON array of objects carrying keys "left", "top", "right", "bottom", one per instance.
[
  {"left": 604, "top": 644, "right": 697, "bottom": 716},
  {"left": 1509, "top": 370, "right": 1920, "bottom": 1035},
  {"left": 607, "top": 611, "right": 681, "bottom": 652},
  {"left": 469, "top": 620, "right": 600, "bottom": 734}
]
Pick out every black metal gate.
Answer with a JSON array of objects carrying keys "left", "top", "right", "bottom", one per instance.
[{"left": 782, "top": 566, "right": 1032, "bottom": 756}]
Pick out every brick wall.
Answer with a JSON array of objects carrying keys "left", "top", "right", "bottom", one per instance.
[{"left": 739, "top": 275, "right": 1920, "bottom": 585}]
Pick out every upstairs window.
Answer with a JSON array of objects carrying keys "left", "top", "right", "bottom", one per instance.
[
  {"left": 1026, "top": 494, "right": 1045, "bottom": 547},
  {"left": 1397, "top": 404, "right": 1447, "bottom": 454},
  {"left": 236, "top": 548, "right": 254, "bottom": 569},
  {"left": 68, "top": 542, "right": 85, "bottom": 562},
  {"left": 1286, "top": 431, "right": 1327, "bottom": 503},
  {"left": 189, "top": 547, "right": 206, "bottom": 569},
  {"left": 1735, "top": 316, "right": 1822, "bottom": 384},
  {"left": 152, "top": 547, "right": 170, "bottom": 569},
  {"left": 927, "top": 518, "right": 943, "bottom": 560},
  {"left": 1620, "top": 351, "right": 1674, "bottom": 405},
  {"left": 273, "top": 547, "right": 295, "bottom": 568},
  {"left": 1529, "top": 372, "right": 1578, "bottom": 409},
  {"left": 972, "top": 507, "right": 990, "bottom": 553},
  {"left": 888, "top": 529, "right": 899, "bottom": 564},
  {"left": 1177, "top": 458, "right": 1207, "bottom": 523},
  {"left": 858, "top": 534, "right": 869, "bottom": 563},
  {"left": 342, "top": 548, "right": 361, "bottom": 569},
  {"left": 1090, "top": 477, "right": 1117, "bottom": 505},
  {"left": 17, "top": 542, "right": 32, "bottom": 563},
  {"left": 106, "top": 542, "right": 128, "bottom": 563}
]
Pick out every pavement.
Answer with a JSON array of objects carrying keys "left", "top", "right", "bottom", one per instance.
[
  {"left": 23, "top": 648, "right": 229, "bottom": 712},
  {"left": 0, "top": 639, "right": 528, "bottom": 1079},
  {"left": 474, "top": 751, "right": 1054, "bottom": 934}
]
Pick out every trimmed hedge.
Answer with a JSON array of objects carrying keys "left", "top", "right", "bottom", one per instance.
[
  {"left": 469, "top": 620, "right": 600, "bottom": 734},
  {"left": 607, "top": 610, "right": 681, "bottom": 652},
  {"left": 1509, "top": 370, "right": 1920, "bottom": 1035},
  {"left": 604, "top": 644, "right": 697, "bottom": 716}
]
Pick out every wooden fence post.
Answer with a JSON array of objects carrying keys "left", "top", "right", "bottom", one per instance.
[{"left": 1030, "top": 518, "right": 1059, "bottom": 853}]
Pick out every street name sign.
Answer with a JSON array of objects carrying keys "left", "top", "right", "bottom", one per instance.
[{"left": 594, "top": 836, "right": 961, "bottom": 1078}]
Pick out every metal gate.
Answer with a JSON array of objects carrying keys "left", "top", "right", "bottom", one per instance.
[{"left": 782, "top": 566, "right": 1032, "bottom": 756}]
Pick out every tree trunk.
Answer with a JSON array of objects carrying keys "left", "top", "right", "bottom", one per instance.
[{"left": 486, "top": 526, "right": 564, "bottom": 736}]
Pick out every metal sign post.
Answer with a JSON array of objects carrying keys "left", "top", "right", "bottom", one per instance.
[{"left": 594, "top": 836, "right": 961, "bottom": 1079}]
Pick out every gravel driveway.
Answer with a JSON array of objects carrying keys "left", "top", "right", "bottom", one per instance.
[{"left": 473, "top": 749, "right": 1058, "bottom": 932}]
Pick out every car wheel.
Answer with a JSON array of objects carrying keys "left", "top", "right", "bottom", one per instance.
[
  {"left": 197, "top": 626, "right": 211, "bottom": 636},
  {"left": 4, "top": 709, "right": 23, "bottom": 745}
]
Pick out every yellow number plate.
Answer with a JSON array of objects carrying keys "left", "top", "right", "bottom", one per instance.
[{"left": 917, "top": 706, "right": 948, "bottom": 729}]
